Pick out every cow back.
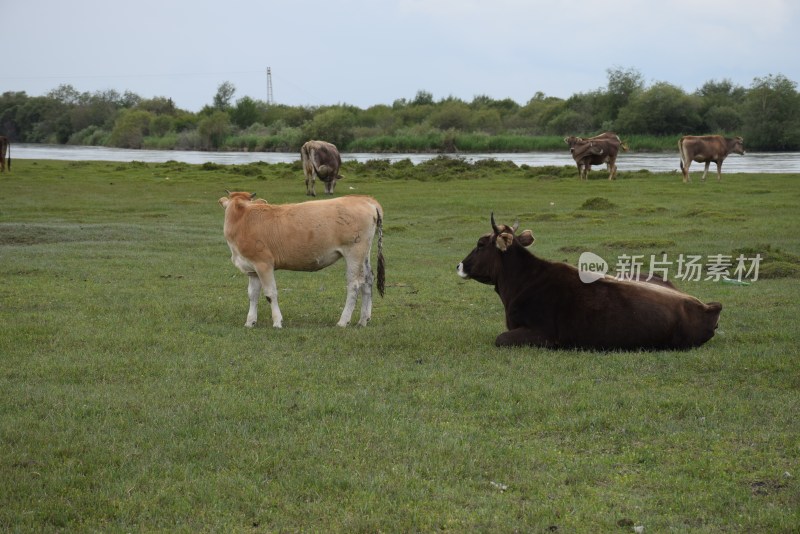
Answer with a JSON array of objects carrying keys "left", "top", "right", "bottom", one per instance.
[
  {"left": 223, "top": 194, "right": 382, "bottom": 272},
  {"left": 302, "top": 140, "right": 342, "bottom": 181}
]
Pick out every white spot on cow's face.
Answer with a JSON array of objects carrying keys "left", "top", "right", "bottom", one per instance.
[{"left": 457, "top": 262, "right": 469, "bottom": 279}]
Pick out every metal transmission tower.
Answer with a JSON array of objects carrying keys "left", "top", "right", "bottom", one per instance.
[{"left": 266, "top": 67, "right": 274, "bottom": 105}]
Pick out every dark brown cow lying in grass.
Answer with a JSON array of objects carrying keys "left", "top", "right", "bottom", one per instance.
[
  {"left": 679, "top": 135, "right": 744, "bottom": 183},
  {"left": 456, "top": 214, "right": 722, "bottom": 350}
]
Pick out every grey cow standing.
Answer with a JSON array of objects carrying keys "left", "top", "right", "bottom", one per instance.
[{"left": 301, "top": 140, "right": 343, "bottom": 196}]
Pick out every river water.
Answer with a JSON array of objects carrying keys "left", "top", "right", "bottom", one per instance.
[{"left": 13, "top": 143, "right": 800, "bottom": 173}]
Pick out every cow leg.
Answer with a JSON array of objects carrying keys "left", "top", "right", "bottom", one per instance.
[
  {"left": 356, "top": 258, "right": 374, "bottom": 327},
  {"left": 681, "top": 160, "right": 691, "bottom": 183},
  {"left": 608, "top": 161, "right": 617, "bottom": 180},
  {"left": 338, "top": 257, "right": 367, "bottom": 327},
  {"left": 324, "top": 179, "right": 336, "bottom": 195},
  {"left": 255, "top": 267, "right": 282, "bottom": 328},
  {"left": 305, "top": 174, "right": 316, "bottom": 197},
  {"left": 495, "top": 327, "right": 552, "bottom": 348},
  {"left": 716, "top": 162, "right": 723, "bottom": 182},
  {"left": 245, "top": 273, "right": 262, "bottom": 327},
  {"left": 701, "top": 161, "right": 711, "bottom": 181}
]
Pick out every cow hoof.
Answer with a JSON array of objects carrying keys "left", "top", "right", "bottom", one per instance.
[
  {"left": 272, "top": 322, "right": 282, "bottom": 329},
  {"left": 336, "top": 321, "right": 349, "bottom": 328},
  {"left": 245, "top": 321, "right": 256, "bottom": 328}
]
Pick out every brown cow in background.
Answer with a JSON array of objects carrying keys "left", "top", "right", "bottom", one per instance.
[
  {"left": 564, "top": 132, "right": 626, "bottom": 180},
  {"left": 569, "top": 141, "right": 606, "bottom": 180},
  {"left": 0, "top": 136, "right": 10, "bottom": 173},
  {"left": 301, "top": 140, "right": 343, "bottom": 196},
  {"left": 679, "top": 135, "right": 744, "bottom": 183}
]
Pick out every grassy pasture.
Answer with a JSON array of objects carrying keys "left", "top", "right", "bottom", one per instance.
[{"left": 1, "top": 158, "right": 798, "bottom": 532}]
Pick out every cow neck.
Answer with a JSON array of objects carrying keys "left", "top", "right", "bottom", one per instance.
[
  {"left": 223, "top": 200, "right": 242, "bottom": 222},
  {"left": 225, "top": 199, "right": 263, "bottom": 237},
  {"left": 494, "top": 245, "right": 545, "bottom": 298}
]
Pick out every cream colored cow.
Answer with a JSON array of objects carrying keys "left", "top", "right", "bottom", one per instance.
[{"left": 219, "top": 191, "right": 385, "bottom": 328}]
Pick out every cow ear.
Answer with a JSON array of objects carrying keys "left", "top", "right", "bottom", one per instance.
[
  {"left": 495, "top": 232, "right": 514, "bottom": 251},
  {"left": 517, "top": 230, "right": 535, "bottom": 247}
]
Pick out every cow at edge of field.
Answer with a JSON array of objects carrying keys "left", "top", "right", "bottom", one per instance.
[
  {"left": 569, "top": 140, "right": 607, "bottom": 181},
  {"left": 0, "top": 136, "right": 10, "bottom": 173},
  {"left": 219, "top": 191, "right": 385, "bottom": 328},
  {"left": 301, "top": 140, "right": 343, "bottom": 196},
  {"left": 679, "top": 135, "right": 744, "bottom": 183},
  {"left": 456, "top": 214, "right": 722, "bottom": 350},
  {"left": 564, "top": 132, "right": 626, "bottom": 180}
]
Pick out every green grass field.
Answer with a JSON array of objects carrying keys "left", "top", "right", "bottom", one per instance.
[{"left": 1, "top": 158, "right": 798, "bottom": 532}]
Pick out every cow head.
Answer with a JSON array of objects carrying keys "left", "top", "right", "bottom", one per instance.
[
  {"left": 731, "top": 136, "right": 745, "bottom": 155},
  {"left": 219, "top": 190, "right": 257, "bottom": 209},
  {"left": 456, "top": 213, "right": 535, "bottom": 285}
]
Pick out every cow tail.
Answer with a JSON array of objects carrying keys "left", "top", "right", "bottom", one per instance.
[
  {"left": 376, "top": 208, "right": 385, "bottom": 297},
  {"left": 309, "top": 147, "right": 320, "bottom": 176}
]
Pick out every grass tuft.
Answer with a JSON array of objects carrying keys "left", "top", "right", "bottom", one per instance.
[{"left": 580, "top": 197, "right": 618, "bottom": 210}]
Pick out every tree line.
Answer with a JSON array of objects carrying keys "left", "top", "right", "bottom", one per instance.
[{"left": 1, "top": 67, "right": 798, "bottom": 153}]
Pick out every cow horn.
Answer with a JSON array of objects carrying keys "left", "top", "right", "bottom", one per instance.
[
  {"left": 511, "top": 220, "right": 519, "bottom": 233},
  {"left": 224, "top": 189, "right": 231, "bottom": 196},
  {"left": 490, "top": 212, "right": 500, "bottom": 234},
  {"left": 250, "top": 192, "right": 257, "bottom": 200}
]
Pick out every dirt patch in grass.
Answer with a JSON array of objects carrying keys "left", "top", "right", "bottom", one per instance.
[
  {"left": 750, "top": 479, "right": 788, "bottom": 496},
  {"left": 0, "top": 223, "right": 144, "bottom": 246}
]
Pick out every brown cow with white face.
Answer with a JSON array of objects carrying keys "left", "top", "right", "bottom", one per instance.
[
  {"left": 564, "top": 132, "right": 625, "bottom": 180},
  {"left": 456, "top": 214, "right": 722, "bottom": 350},
  {"left": 0, "top": 136, "right": 10, "bottom": 173},
  {"left": 679, "top": 135, "right": 744, "bottom": 183},
  {"left": 220, "top": 191, "right": 385, "bottom": 328},
  {"left": 301, "top": 140, "right": 343, "bottom": 196}
]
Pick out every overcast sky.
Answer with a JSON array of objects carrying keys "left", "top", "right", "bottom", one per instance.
[{"left": 2, "top": 0, "right": 798, "bottom": 112}]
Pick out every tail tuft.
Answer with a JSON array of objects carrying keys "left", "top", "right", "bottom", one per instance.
[{"left": 376, "top": 208, "right": 385, "bottom": 297}]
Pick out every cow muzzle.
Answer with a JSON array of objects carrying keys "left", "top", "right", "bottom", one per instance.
[{"left": 456, "top": 262, "right": 469, "bottom": 279}]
